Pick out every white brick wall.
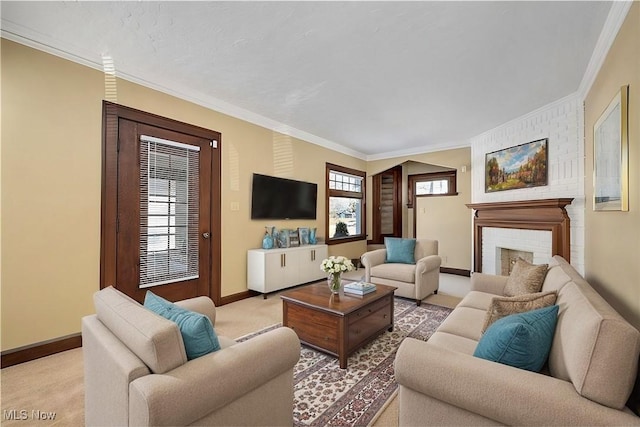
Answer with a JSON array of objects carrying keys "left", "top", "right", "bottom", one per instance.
[
  {"left": 470, "top": 94, "right": 585, "bottom": 275},
  {"left": 482, "top": 228, "right": 552, "bottom": 275}
]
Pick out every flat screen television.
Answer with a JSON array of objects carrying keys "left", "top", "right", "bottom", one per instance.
[{"left": 251, "top": 174, "right": 317, "bottom": 220}]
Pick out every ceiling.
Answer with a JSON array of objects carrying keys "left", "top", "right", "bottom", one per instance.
[{"left": 1, "top": 1, "right": 613, "bottom": 160}]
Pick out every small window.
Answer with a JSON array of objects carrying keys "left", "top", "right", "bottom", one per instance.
[
  {"left": 326, "top": 163, "right": 366, "bottom": 244},
  {"left": 407, "top": 171, "right": 457, "bottom": 208}
]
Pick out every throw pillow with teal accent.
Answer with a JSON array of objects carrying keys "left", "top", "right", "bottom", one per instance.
[
  {"left": 384, "top": 237, "right": 416, "bottom": 264},
  {"left": 144, "top": 291, "right": 221, "bottom": 360},
  {"left": 473, "top": 304, "right": 559, "bottom": 372}
]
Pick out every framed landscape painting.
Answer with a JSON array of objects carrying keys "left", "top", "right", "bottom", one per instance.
[{"left": 485, "top": 138, "right": 548, "bottom": 192}]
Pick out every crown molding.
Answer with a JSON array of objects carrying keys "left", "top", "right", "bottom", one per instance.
[
  {"left": 3, "top": 0, "right": 630, "bottom": 163},
  {"left": 577, "top": 1, "right": 633, "bottom": 99},
  {"left": 365, "top": 140, "right": 471, "bottom": 162},
  {"left": 1, "top": 25, "right": 368, "bottom": 161}
]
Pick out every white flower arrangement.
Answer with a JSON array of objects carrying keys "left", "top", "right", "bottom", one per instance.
[{"left": 320, "top": 256, "right": 355, "bottom": 274}]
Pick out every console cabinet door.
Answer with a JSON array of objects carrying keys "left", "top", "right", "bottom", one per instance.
[
  {"left": 299, "top": 246, "right": 328, "bottom": 284},
  {"left": 247, "top": 245, "right": 328, "bottom": 294}
]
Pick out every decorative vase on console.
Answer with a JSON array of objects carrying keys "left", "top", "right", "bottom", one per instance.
[
  {"left": 320, "top": 256, "right": 355, "bottom": 295},
  {"left": 262, "top": 227, "right": 274, "bottom": 249}
]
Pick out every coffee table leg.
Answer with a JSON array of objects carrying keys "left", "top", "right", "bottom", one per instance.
[{"left": 339, "top": 355, "right": 347, "bottom": 369}]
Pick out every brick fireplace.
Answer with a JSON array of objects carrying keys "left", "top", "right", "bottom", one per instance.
[{"left": 466, "top": 198, "right": 573, "bottom": 273}]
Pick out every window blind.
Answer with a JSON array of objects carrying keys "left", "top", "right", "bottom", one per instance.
[{"left": 139, "top": 135, "right": 200, "bottom": 288}]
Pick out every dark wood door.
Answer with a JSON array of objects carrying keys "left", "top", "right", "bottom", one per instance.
[
  {"left": 101, "top": 102, "right": 221, "bottom": 305},
  {"left": 116, "top": 120, "right": 213, "bottom": 302},
  {"left": 372, "top": 166, "right": 402, "bottom": 243}
]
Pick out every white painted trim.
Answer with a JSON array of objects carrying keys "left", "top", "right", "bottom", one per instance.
[
  {"left": 577, "top": 1, "right": 633, "bottom": 100},
  {"left": 1, "top": 26, "right": 369, "bottom": 161},
  {"left": 2, "top": 0, "right": 630, "bottom": 162},
  {"left": 365, "top": 140, "right": 471, "bottom": 162}
]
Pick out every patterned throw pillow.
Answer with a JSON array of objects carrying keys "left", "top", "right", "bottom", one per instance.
[
  {"left": 504, "top": 258, "right": 548, "bottom": 297},
  {"left": 481, "top": 291, "right": 558, "bottom": 334}
]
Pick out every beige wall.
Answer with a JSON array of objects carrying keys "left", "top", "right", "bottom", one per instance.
[
  {"left": 0, "top": 39, "right": 365, "bottom": 350},
  {"left": 415, "top": 194, "right": 471, "bottom": 271},
  {"left": 366, "top": 148, "right": 472, "bottom": 269},
  {"left": 584, "top": 3, "right": 640, "bottom": 331}
]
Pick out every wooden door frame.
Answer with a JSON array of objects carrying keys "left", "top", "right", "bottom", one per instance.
[
  {"left": 371, "top": 166, "right": 402, "bottom": 243},
  {"left": 101, "top": 101, "right": 222, "bottom": 305}
]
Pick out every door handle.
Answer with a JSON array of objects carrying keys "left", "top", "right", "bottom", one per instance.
[{"left": 202, "top": 232, "right": 210, "bottom": 239}]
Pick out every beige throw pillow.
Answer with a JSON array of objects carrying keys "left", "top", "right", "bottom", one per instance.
[
  {"left": 504, "top": 258, "right": 548, "bottom": 297},
  {"left": 481, "top": 291, "right": 558, "bottom": 334}
]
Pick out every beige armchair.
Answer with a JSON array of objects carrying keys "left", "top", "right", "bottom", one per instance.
[
  {"left": 82, "top": 286, "right": 300, "bottom": 426},
  {"left": 361, "top": 239, "right": 441, "bottom": 306}
]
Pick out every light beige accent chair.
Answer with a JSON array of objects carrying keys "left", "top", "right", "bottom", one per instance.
[
  {"left": 82, "top": 286, "right": 301, "bottom": 426},
  {"left": 361, "top": 239, "right": 441, "bottom": 306}
]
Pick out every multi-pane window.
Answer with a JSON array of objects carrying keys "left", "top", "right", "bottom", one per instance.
[
  {"left": 139, "top": 136, "right": 199, "bottom": 288},
  {"left": 326, "top": 163, "right": 366, "bottom": 242},
  {"left": 407, "top": 171, "right": 457, "bottom": 208},
  {"left": 415, "top": 179, "right": 449, "bottom": 195}
]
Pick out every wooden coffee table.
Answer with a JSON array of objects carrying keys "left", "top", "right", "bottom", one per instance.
[{"left": 280, "top": 282, "right": 396, "bottom": 369}]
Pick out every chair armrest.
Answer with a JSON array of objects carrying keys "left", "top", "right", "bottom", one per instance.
[
  {"left": 174, "top": 296, "right": 216, "bottom": 325},
  {"left": 416, "top": 255, "right": 441, "bottom": 273},
  {"left": 129, "top": 327, "right": 300, "bottom": 426},
  {"left": 469, "top": 272, "right": 508, "bottom": 295},
  {"left": 395, "top": 338, "right": 640, "bottom": 426},
  {"left": 361, "top": 249, "right": 387, "bottom": 281}
]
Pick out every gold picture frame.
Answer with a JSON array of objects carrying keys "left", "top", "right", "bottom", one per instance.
[{"left": 593, "top": 85, "right": 629, "bottom": 211}]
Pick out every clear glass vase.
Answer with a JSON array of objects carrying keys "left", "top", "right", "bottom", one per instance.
[{"left": 327, "top": 273, "right": 342, "bottom": 294}]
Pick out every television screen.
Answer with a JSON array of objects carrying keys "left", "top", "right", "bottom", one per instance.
[{"left": 251, "top": 174, "right": 317, "bottom": 220}]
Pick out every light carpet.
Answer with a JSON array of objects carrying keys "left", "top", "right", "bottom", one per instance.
[{"left": 239, "top": 298, "right": 452, "bottom": 427}]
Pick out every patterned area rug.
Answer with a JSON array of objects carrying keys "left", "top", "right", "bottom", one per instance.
[{"left": 239, "top": 298, "right": 452, "bottom": 427}]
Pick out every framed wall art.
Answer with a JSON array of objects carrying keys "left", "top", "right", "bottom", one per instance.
[
  {"left": 288, "top": 229, "right": 300, "bottom": 247},
  {"left": 485, "top": 138, "right": 548, "bottom": 192},
  {"left": 593, "top": 85, "right": 629, "bottom": 211},
  {"left": 298, "top": 227, "right": 310, "bottom": 245}
]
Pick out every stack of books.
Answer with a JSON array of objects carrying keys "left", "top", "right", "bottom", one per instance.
[{"left": 344, "top": 281, "right": 376, "bottom": 296}]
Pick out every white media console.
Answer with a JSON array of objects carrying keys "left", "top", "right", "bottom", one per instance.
[{"left": 247, "top": 244, "right": 328, "bottom": 298}]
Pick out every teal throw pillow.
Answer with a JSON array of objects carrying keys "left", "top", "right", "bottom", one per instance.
[
  {"left": 473, "top": 305, "right": 559, "bottom": 372},
  {"left": 384, "top": 237, "right": 416, "bottom": 264},
  {"left": 144, "top": 291, "right": 220, "bottom": 360}
]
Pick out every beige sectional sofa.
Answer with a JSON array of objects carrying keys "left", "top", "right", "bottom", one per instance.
[
  {"left": 82, "top": 286, "right": 300, "bottom": 426},
  {"left": 395, "top": 256, "right": 640, "bottom": 425}
]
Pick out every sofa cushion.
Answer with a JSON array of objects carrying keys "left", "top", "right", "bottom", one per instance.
[
  {"left": 457, "top": 291, "right": 495, "bottom": 311},
  {"left": 93, "top": 286, "right": 187, "bottom": 374},
  {"left": 384, "top": 237, "right": 416, "bottom": 264},
  {"left": 540, "top": 258, "right": 573, "bottom": 293},
  {"left": 550, "top": 278, "right": 640, "bottom": 409},
  {"left": 144, "top": 291, "right": 221, "bottom": 360},
  {"left": 436, "top": 306, "right": 486, "bottom": 342},
  {"left": 428, "top": 331, "right": 478, "bottom": 355},
  {"left": 474, "top": 305, "right": 559, "bottom": 372},
  {"left": 504, "top": 258, "right": 548, "bottom": 296},
  {"left": 481, "top": 291, "right": 558, "bottom": 334},
  {"left": 370, "top": 262, "right": 416, "bottom": 283}
]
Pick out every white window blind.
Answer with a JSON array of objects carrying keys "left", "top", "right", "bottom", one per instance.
[{"left": 139, "top": 135, "right": 199, "bottom": 288}]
